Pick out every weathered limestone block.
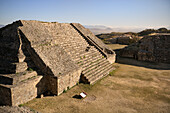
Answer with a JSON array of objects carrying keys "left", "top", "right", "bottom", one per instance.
[
  {"left": 107, "top": 54, "right": 116, "bottom": 64},
  {"left": 0, "top": 76, "right": 42, "bottom": 106},
  {"left": 0, "top": 71, "right": 37, "bottom": 85},
  {"left": 15, "top": 62, "right": 28, "bottom": 73},
  {"left": 57, "top": 68, "right": 82, "bottom": 95}
]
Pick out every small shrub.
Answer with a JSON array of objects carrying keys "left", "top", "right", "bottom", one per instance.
[
  {"left": 109, "top": 70, "right": 116, "bottom": 76},
  {"left": 63, "top": 89, "right": 67, "bottom": 93},
  {"left": 18, "top": 104, "right": 24, "bottom": 107}
]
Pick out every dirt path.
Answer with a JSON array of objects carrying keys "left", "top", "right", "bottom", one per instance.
[{"left": 24, "top": 63, "right": 170, "bottom": 113}]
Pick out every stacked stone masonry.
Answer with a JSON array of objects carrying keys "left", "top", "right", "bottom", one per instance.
[
  {"left": 120, "top": 34, "right": 170, "bottom": 63},
  {"left": 0, "top": 20, "right": 116, "bottom": 106}
]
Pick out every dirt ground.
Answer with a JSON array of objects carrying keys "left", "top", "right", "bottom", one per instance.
[
  {"left": 23, "top": 60, "right": 170, "bottom": 113},
  {"left": 107, "top": 44, "right": 127, "bottom": 50}
]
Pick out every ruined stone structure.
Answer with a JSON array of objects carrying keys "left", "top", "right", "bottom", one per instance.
[
  {"left": 120, "top": 34, "right": 170, "bottom": 63},
  {"left": 0, "top": 20, "right": 116, "bottom": 106}
]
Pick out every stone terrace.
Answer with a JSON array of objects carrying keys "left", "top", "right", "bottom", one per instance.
[{"left": 0, "top": 20, "right": 116, "bottom": 106}]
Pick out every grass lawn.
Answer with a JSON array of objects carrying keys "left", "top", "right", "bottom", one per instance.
[
  {"left": 107, "top": 44, "right": 127, "bottom": 50},
  {"left": 23, "top": 62, "right": 170, "bottom": 113}
]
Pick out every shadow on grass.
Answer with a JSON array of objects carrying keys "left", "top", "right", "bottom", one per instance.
[{"left": 72, "top": 95, "right": 82, "bottom": 99}]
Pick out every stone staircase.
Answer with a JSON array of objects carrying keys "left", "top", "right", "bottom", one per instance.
[
  {"left": 0, "top": 35, "right": 42, "bottom": 106},
  {"left": 52, "top": 24, "right": 115, "bottom": 85},
  {"left": 0, "top": 35, "right": 42, "bottom": 83}
]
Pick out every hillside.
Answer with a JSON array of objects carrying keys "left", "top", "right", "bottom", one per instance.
[
  {"left": 0, "top": 25, "right": 4, "bottom": 28},
  {"left": 96, "top": 28, "right": 170, "bottom": 45}
]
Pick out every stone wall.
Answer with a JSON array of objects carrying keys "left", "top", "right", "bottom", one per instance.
[
  {"left": 57, "top": 68, "right": 82, "bottom": 95},
  {"left": 0, "top": 76, "right": 42, "bottom": 106},
  {"left": 120, "top": 34, "right": 170, "bottom": 63},
  {"left": 0, "top": 85, "right": 12, "bottom": 106},
  {"left": 11, "top": 76, "right": 42, "bottom": 106},
  {"left": 71, "top": 23, "right": 115, "bottom": 55}
]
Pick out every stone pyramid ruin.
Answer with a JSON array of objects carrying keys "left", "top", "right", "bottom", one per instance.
[{"left": 0, "top": 20, "right": 116, "bottom": 106}]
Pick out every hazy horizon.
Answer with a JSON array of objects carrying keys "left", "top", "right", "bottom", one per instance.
[{"left": 0, "top": 0, "right": 170, "bottom": 32}]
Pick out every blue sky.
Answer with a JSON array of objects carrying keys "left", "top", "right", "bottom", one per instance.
[{"left": 0, "top": 0, "right": 170, "bottom": 31}]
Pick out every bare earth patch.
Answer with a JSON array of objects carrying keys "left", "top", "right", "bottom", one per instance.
[
  {"left": 23, "top": 62, "right": 170, "bottom": 113},
  {"left": 107, "top": 44, "right": 127, "bottom": 50}
]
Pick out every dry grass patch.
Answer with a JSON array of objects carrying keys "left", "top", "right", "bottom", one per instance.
[
  {"left": 107, "top": 44, "right": 127, "bottom": 50},
  {"left": 23, "top": 62, "right": 170, "bottom": 113}
]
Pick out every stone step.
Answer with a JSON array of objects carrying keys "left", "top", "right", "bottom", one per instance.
[
  {"left": 61, "top": 41, "right": 88, "bottom": 47},
  {"left": 82, "top": 57, "right": 105, "bottom": 70},
  {"left": 89, "top": 66, "right": 115, "bottom": 85},
  {"left": 58, "top": 36, "right": 88, "bottom": 42},
  {"left": 0, "top": 62, "right": 28, "bottom": 74},
  {"left": 0, "top": 60, "right": 16, "bottom": 68},
  {"left": 0, "top": 75, "right": 43, "bottom": 106},
  {"left": 15, "top": 62, "right": 28, "bottom": 73},
  {"left": 65, "top": 47, "right": 86, "bottom": 54},
  {"left": 0, "top": 71, "right": 37, "bottom": 85},
  {"left": 18, "top": 51, "right": 26, "bottom": 62},
  {"left": 0, "top": 67, "right": 16, "bottom": 74},
  {"left": 74, "top": 50, "right": 100, "bottom": 63},
  {"left": 0, "top": 42, "right": 20, "bottom": 50},
  {"left": 65, "top": 45, "right": 95, "bottom": 54},
  {"left": 82, "top": 59, "right": 109, "bottom": 75},
  {"left": 81, "top": 56, "right": 103, "bottom": 69},
  {"left": 62, "top": 45, "right": 88, "bottom": 52},
  {"left": 63, "top": 45, "right": 87, "bottom": 52},
  {"left": 87, "top": 63, "right": 113, "bottom": 80},
  {"left": 60, "top": 41, "right": 89, "bottom": 47},
  {"left": 84, "top": 61, "right": 110, "bottom": 80},
  {"left": 77, "top": 52, "right": 102, "bottom": 65},
  {"left": 73, "top": 47, "right": 98, "bottom": 58},
  {"left": 0, "top": 47, "right": 19, "bottom": 56},
  {"left": 0, "top": 55, "right": 18, "bottom": 62},
  {"left": 78, "top": 54, "right": 103, "bottom": 67}
]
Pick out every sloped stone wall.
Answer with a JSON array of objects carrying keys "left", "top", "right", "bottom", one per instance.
[{"left": 19, "top": 20, "right": 82, "bottom": 96}]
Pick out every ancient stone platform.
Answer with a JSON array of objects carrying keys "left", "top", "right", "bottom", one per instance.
[
  {"left": 120, "top": 34, "right": 170, "bottom": 63},
  {"left": 0, "top": 20, "right": 116, "bottom": 106}
]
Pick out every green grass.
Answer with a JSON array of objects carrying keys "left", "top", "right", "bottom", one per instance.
[
  {"left": 109, "top": 70, "right": 116, "bottom": 76},
  {"left": 18, "top": 104, "right": 24, "bottom": 107},
  {"left": 28, "top": 68, "right": 34, "bottom": 71},
  {"left": 39, "top": 42, "right": 51, "bottom": 46}
]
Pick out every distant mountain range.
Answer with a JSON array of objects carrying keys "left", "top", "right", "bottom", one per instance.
[
  {"left": 0, "top": 25, "right": 4, "bottom": 28},
  {"left": 84, "top": 25, "right": 170, "bottom": 35},
  {"left": 84, "top": 25, "right": 114, "bottom": 35}
]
